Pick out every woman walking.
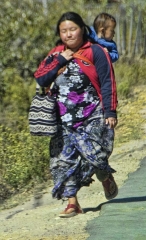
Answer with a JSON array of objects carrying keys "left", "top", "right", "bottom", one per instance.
[{"left": 34, "top": 11, "right": 118, "bottom": 218}]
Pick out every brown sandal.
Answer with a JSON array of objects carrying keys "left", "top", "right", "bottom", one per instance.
[
  {"left": 102, "top": 174, "right": 118, "bottom": 200},
  {"left": 59, "top": 204, "right": 84, "bottom": 218}
]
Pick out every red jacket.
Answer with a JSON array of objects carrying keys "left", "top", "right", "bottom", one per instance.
[{"left": 34, "top": 41, "right": 117, "bottom": 119}]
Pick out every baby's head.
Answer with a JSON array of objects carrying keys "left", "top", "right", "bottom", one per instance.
[{"left": 93, "top": 12, "right": 116, "bottom": 41}]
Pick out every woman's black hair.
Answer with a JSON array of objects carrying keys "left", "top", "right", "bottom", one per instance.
[{"left": 55, "top": 11, "right": 92, "bottom": 46}]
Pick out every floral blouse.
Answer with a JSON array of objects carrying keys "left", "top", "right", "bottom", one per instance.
[{"left": 54, "top": 59, "right": 100, "bottom": 128}]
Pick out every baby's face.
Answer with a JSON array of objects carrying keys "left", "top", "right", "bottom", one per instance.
[{"left": 104, "top": 21, "right": 116, "bottom": 41}]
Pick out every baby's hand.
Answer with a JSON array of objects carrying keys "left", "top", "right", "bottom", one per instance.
[{"left": 104, "top": 47, "right": 108, "bottom": 52}]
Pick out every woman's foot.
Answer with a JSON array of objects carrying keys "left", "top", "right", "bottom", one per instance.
[
  {"left": 59, "top": 203, "right": 83, "bottom": 218},
  {"left": 59, "top": 197, "right": 84, "bottom": 218},
  {"left": 102, "top": 173, "right": 118, "bottom": 200}
]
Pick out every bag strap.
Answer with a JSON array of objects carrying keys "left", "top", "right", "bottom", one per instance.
[
  {"left": 36, "top": 82, "right": 54, "bottom": 95},
  {"left": 73, "top": 50, "right": 93, "bottom": 66},
  {"left": 57, "top": 49, "right": 94, "bottom": 75},
  {"left": 73, "top": 48, "right": 102, "bottom": 101},
  {"left": 36, "top": 83, "right": 45, "bottom": 94}
]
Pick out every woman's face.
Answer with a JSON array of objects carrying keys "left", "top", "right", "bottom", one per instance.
[{"left": 59, "top": 20, "right": 84, "bottom": 51}]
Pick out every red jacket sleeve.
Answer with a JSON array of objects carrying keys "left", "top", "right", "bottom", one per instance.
[{"left": 34, "top": 46, "right": 68, "bottom": 87}]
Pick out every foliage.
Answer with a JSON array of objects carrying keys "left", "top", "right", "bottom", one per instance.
[
  {"left": 115, "top": 87, "right": 146, "bottom": 146},
  {"left": 114, "top": 58, "right": 146, "bottom": 98},
  {"left": 0, "top": 125, "right": 50, "bottom": 189}
]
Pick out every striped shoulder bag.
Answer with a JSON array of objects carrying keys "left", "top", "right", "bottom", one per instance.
[{"left": 28, "top": 83, "right": 57, "bottom": 136}]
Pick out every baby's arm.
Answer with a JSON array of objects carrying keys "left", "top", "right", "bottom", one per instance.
[
  {"left": 103, "top": 47, "right": 119, "bottom": 63},
  {"left": 95, "top": 38, "right": 119, "bottom": 63},
  {"left": 108, "top": 47, "right": 119, "bottom": 63},
  {"left": 107, "top": 41, "right": 119, "bottom": 63}
]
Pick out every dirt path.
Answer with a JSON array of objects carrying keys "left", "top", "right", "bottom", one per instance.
[{"left": 0, "top": 104, "right": 146, "bottom": 240}]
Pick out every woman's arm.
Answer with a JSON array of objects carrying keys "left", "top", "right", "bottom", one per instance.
[
  {"left": 92, "top": 44, "right": 118, "bottom": 121},
  {"left": 34, "top": 47, "right": 68, "bottom": 87}
]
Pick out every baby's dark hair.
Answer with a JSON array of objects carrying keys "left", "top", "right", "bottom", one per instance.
[
  {"left": 93, "top": 12, "right": 116, "bottom": 34},
  {"left": 55, "top": 11, "right": 92, "bottom": 45}
]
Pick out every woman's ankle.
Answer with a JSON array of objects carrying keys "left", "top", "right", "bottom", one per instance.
[{"left": 68, "top": 197, "right": 78, "bottom": 205}]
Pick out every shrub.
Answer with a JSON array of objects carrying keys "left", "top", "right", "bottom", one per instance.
[
  {"left": 0, "top": 125, "right": 50, "bottom": 189},
  {"left": 114, "top": 59, "right": 146, "bottom": 98}
]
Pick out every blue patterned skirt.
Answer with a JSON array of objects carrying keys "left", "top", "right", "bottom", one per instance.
[{"left": 50, "top": 104, "right": 116, "bottom": 200}]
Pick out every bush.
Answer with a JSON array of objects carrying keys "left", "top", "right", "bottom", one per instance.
[
  {"left": 114, "top": 59, "right": 146, "bottom": 98},
  {"left": 0, "top": 125, "right": 50, "bottom": 189}
]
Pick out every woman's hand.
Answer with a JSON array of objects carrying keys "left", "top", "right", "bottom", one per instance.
[
  {"left": 60, "top": 49, "right": 74, "bottom": 61},
  {"left": 105, "top": 117, "right": 118, "bottom": 129}
]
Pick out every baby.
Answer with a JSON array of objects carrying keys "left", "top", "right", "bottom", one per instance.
[{"left": 89, "top": 12, "right": 119, "bottom": 63}]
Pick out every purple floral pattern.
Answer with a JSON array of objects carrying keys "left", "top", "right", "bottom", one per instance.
[
  {"left": 57, "top": 102, "right": 67, "bottom": 115},
  {"left": 54, "top": 60, "right": 100, "bottom": 128},
  {"left": 68, "top": 91, "right": 84, "bottom": 104}
]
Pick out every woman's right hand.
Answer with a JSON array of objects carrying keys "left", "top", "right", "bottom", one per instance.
[
  {"left": 105, "top": 117, "right": 118, "bottom": 129},
  {"left": 60, "top": 49, "right": 74, "bottom": 61}
]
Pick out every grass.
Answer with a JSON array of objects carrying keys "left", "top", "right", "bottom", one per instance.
[
  {"left": 115, "top": 86, "right": 146, "bottom": 147},
  {"left": 113, "top": 58, "right": 146, "bottom": 146}
]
